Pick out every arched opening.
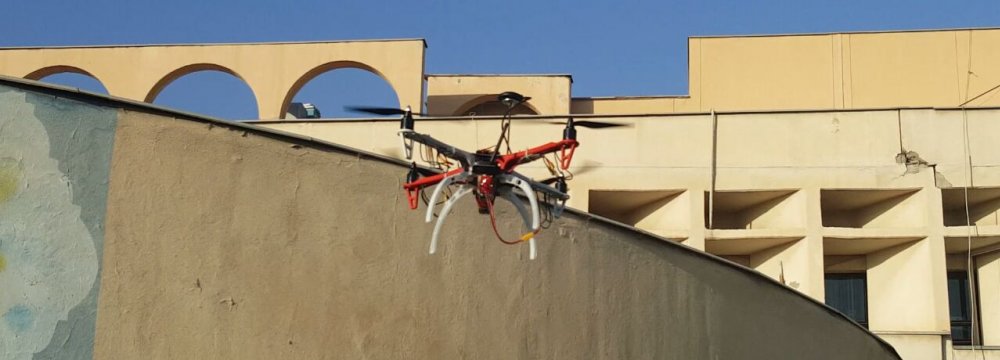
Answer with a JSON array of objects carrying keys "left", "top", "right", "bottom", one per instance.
[
  {"left": 146, "top": 64, "right": 259, "bottom": 121},
  {"left": 453, "top": 95, "right": 540, "bottom": 116},
  {"left": 25, "top": 66, "right": 109, "bottom": 95},
  {"left": 281, "top": 62, "right": 400, "bottom": 119}
]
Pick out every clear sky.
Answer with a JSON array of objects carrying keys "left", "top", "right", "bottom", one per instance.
[{"left": 5, "top": 1, "right": 1000, "bottom": 119}]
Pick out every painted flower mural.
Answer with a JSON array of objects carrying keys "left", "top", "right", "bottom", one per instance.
[{"left": 0, "top": 96, "right": 100, "bottom": 359}]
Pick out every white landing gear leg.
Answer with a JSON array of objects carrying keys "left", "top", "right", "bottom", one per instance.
[
  {"left": 497, "top": 187, "right": 539, "bottom": 260},
  {"left": 428, "top": 184, "right": 474, "bottom": 255},
  {"left": 496, "top": 174, "right": 540, "bottom": 260}
]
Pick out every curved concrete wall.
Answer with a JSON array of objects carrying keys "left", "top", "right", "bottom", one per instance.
[{"left": 0, "top": 77, "right": 899, "bottom": 359}]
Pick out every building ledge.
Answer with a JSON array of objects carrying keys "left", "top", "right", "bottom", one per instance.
[{"left": 953, "top": 345, "right": 1000, "bottom": 351}]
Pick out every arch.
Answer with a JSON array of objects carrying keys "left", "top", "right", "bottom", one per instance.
[
  {"left": 144, "top": 63, "right": 257, "bottom": 104},
  {"left": 146, "top": 64, "right": 260, "bottom": 120},
  {"left": 24, "top": 66, "right": 110, "bottom": 94},
  {"left": 453, "top": 95, "right": 540, "bottom": 116},
  {"left": 24, "top": 65, "right": 97, "bottom": 81},
  {"left": 280, "top": 61, "right": 401, "bottom": 119}
]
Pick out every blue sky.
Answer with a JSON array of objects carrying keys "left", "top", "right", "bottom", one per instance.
[{"left": 5, "top": 1, "right": 1000, "bottom": 119}]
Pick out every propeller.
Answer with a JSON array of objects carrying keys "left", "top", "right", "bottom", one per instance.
[
  {"left": 344, "top": 106, "right": 427, "bottom": 116},
  {"left": 547, "top": 119, "right": 630, "bottom": 129}
]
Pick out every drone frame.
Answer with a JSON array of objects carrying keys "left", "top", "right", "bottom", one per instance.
[{"left": 395, "top": 105, "right": 578, "bottom": 260}]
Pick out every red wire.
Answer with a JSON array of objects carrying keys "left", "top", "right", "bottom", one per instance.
[{"left": 485, "top": 194, "right": 524, "bottom": 245}]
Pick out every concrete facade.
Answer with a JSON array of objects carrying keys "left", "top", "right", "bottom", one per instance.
[
  {"left": 0, "top": 40, "right": 427, "bottom": 119},
  {"left": 571, "top": 28, "right": 1000, "bottom": 114},
  {"left": 254, "top": 29, "right": 1000, "bottom": 360},
  {"left": 0, "top": 77, "right": 899, "bottom": 359}
]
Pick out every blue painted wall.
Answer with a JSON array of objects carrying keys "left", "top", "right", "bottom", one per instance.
[{"left": 0, "top": 85, "right": 117, "bottom": 360}]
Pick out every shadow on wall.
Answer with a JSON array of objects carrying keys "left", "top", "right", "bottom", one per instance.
[
  {"left": 570, "top": 98, "right": 595, "bottom": 114},
  {"left": 428, "top": 94, "right": 541, "bottom": 116}
]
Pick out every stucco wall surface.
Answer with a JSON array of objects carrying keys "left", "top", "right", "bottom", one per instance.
[
  {"left": 0, "top": 77, "right": 899, "bottom": 359},
  {"left": 0, "top": 85, "right": 117, "bottom": 359}
]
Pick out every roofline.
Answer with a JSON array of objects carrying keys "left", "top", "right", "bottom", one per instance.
[
  {"left": 256, "top": 105, "right": 1000, "bottom": 124},
  {"left": 427, "top": 74, "right": 572, "bottom": 77},
  {"left": 573, "top": 95, "right": 690, "bottom": 100},
  {"left": 0, "top": 74, "right": 900, "bottom": 358},
  {"left": 0, "top": 38, "right": 428, "bottom": 50},
  {"left": 426, "top": 73, "right": 572, "bottom": 80},
  {"left": 689, "top": 26, "right": 1000, "bottom": 39}
]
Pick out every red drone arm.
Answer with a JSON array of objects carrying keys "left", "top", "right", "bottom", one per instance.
[
  {"left": 496, "top": 139, "right": 579, "bottom": 172},
  {"left": 403, "top": 168, "right": 464, "bottom": 209}
]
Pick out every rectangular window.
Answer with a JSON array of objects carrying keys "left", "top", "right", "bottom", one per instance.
[
  {"left": 947, "top": 271, "right": 974, "bottom": 345},
  {"left": 825, "top": 273, "right": 868, "bottom": 328}
]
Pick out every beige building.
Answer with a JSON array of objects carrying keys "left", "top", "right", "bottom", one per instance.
[{"left": 4, "top": 27, "right": 1000, "bottom": 359}]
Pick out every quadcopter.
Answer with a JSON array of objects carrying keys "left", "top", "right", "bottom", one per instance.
[{"left": 348, "top": 92, "right": 624, "bottom": 259}]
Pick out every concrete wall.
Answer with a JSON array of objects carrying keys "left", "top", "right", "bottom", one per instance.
[
  {"left": 574, "top": 28, "right": 1000, "bottom": 114},
  {"left": 0, "top": 40, "right": 427, "bottom": 119},
  {"left": 0, "top": 77, "right": 899, "bottom": 359},
  {"left": 0, "top": 82, "right": 117, "bottom": 359},
  {"left": 426, "top": 75, "right": 572, "bottom": 116}
]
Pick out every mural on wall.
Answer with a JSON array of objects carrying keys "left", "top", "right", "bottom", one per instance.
[{"left": 0, "top": 86, "right": 117, "bottom": 360}]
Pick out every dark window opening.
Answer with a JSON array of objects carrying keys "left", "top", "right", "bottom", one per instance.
[
  {"left": 948, "top": 271, "right": 976, "bottom": 346},
  {"left": 825, "top": 273, "right": 868, "bottom": 328}
]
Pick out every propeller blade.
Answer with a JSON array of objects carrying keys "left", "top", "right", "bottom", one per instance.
[
  {"left": 547, "top": 120, "right": 630, "bottom": 129},
  {"left": 344, "top": 106, "right": 428, "bottom": 116},
  {"left": 345, "top": 106, "right": 407, "bottom": 115}
]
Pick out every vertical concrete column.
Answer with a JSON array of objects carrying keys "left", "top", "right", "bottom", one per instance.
[
  {"left": 566, "top": 186, "right": 590, "bottom": 213},
  {"left": 257, "top": 91, "right": 287, "bottom": 120},
  {"left": 240, "top": 70, "right": 290, "bottom": 120},
  {"left": 922, "top": 181, "right": 951, "bottom": 333},
  {"left": 868, "top": 184, "right": 949, "bottom": 334},
  {"left": 383, "top": 65, "right": 425, "bottom": 114},
  {"left": 977, "top": 251, "right": 1000, "bottom": 345},
  {"left": 686, "top": 186, "right": 706, "bottom": 251},
  {"left": 802, "top": 186, "right": 826, "bottom": 300}
]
